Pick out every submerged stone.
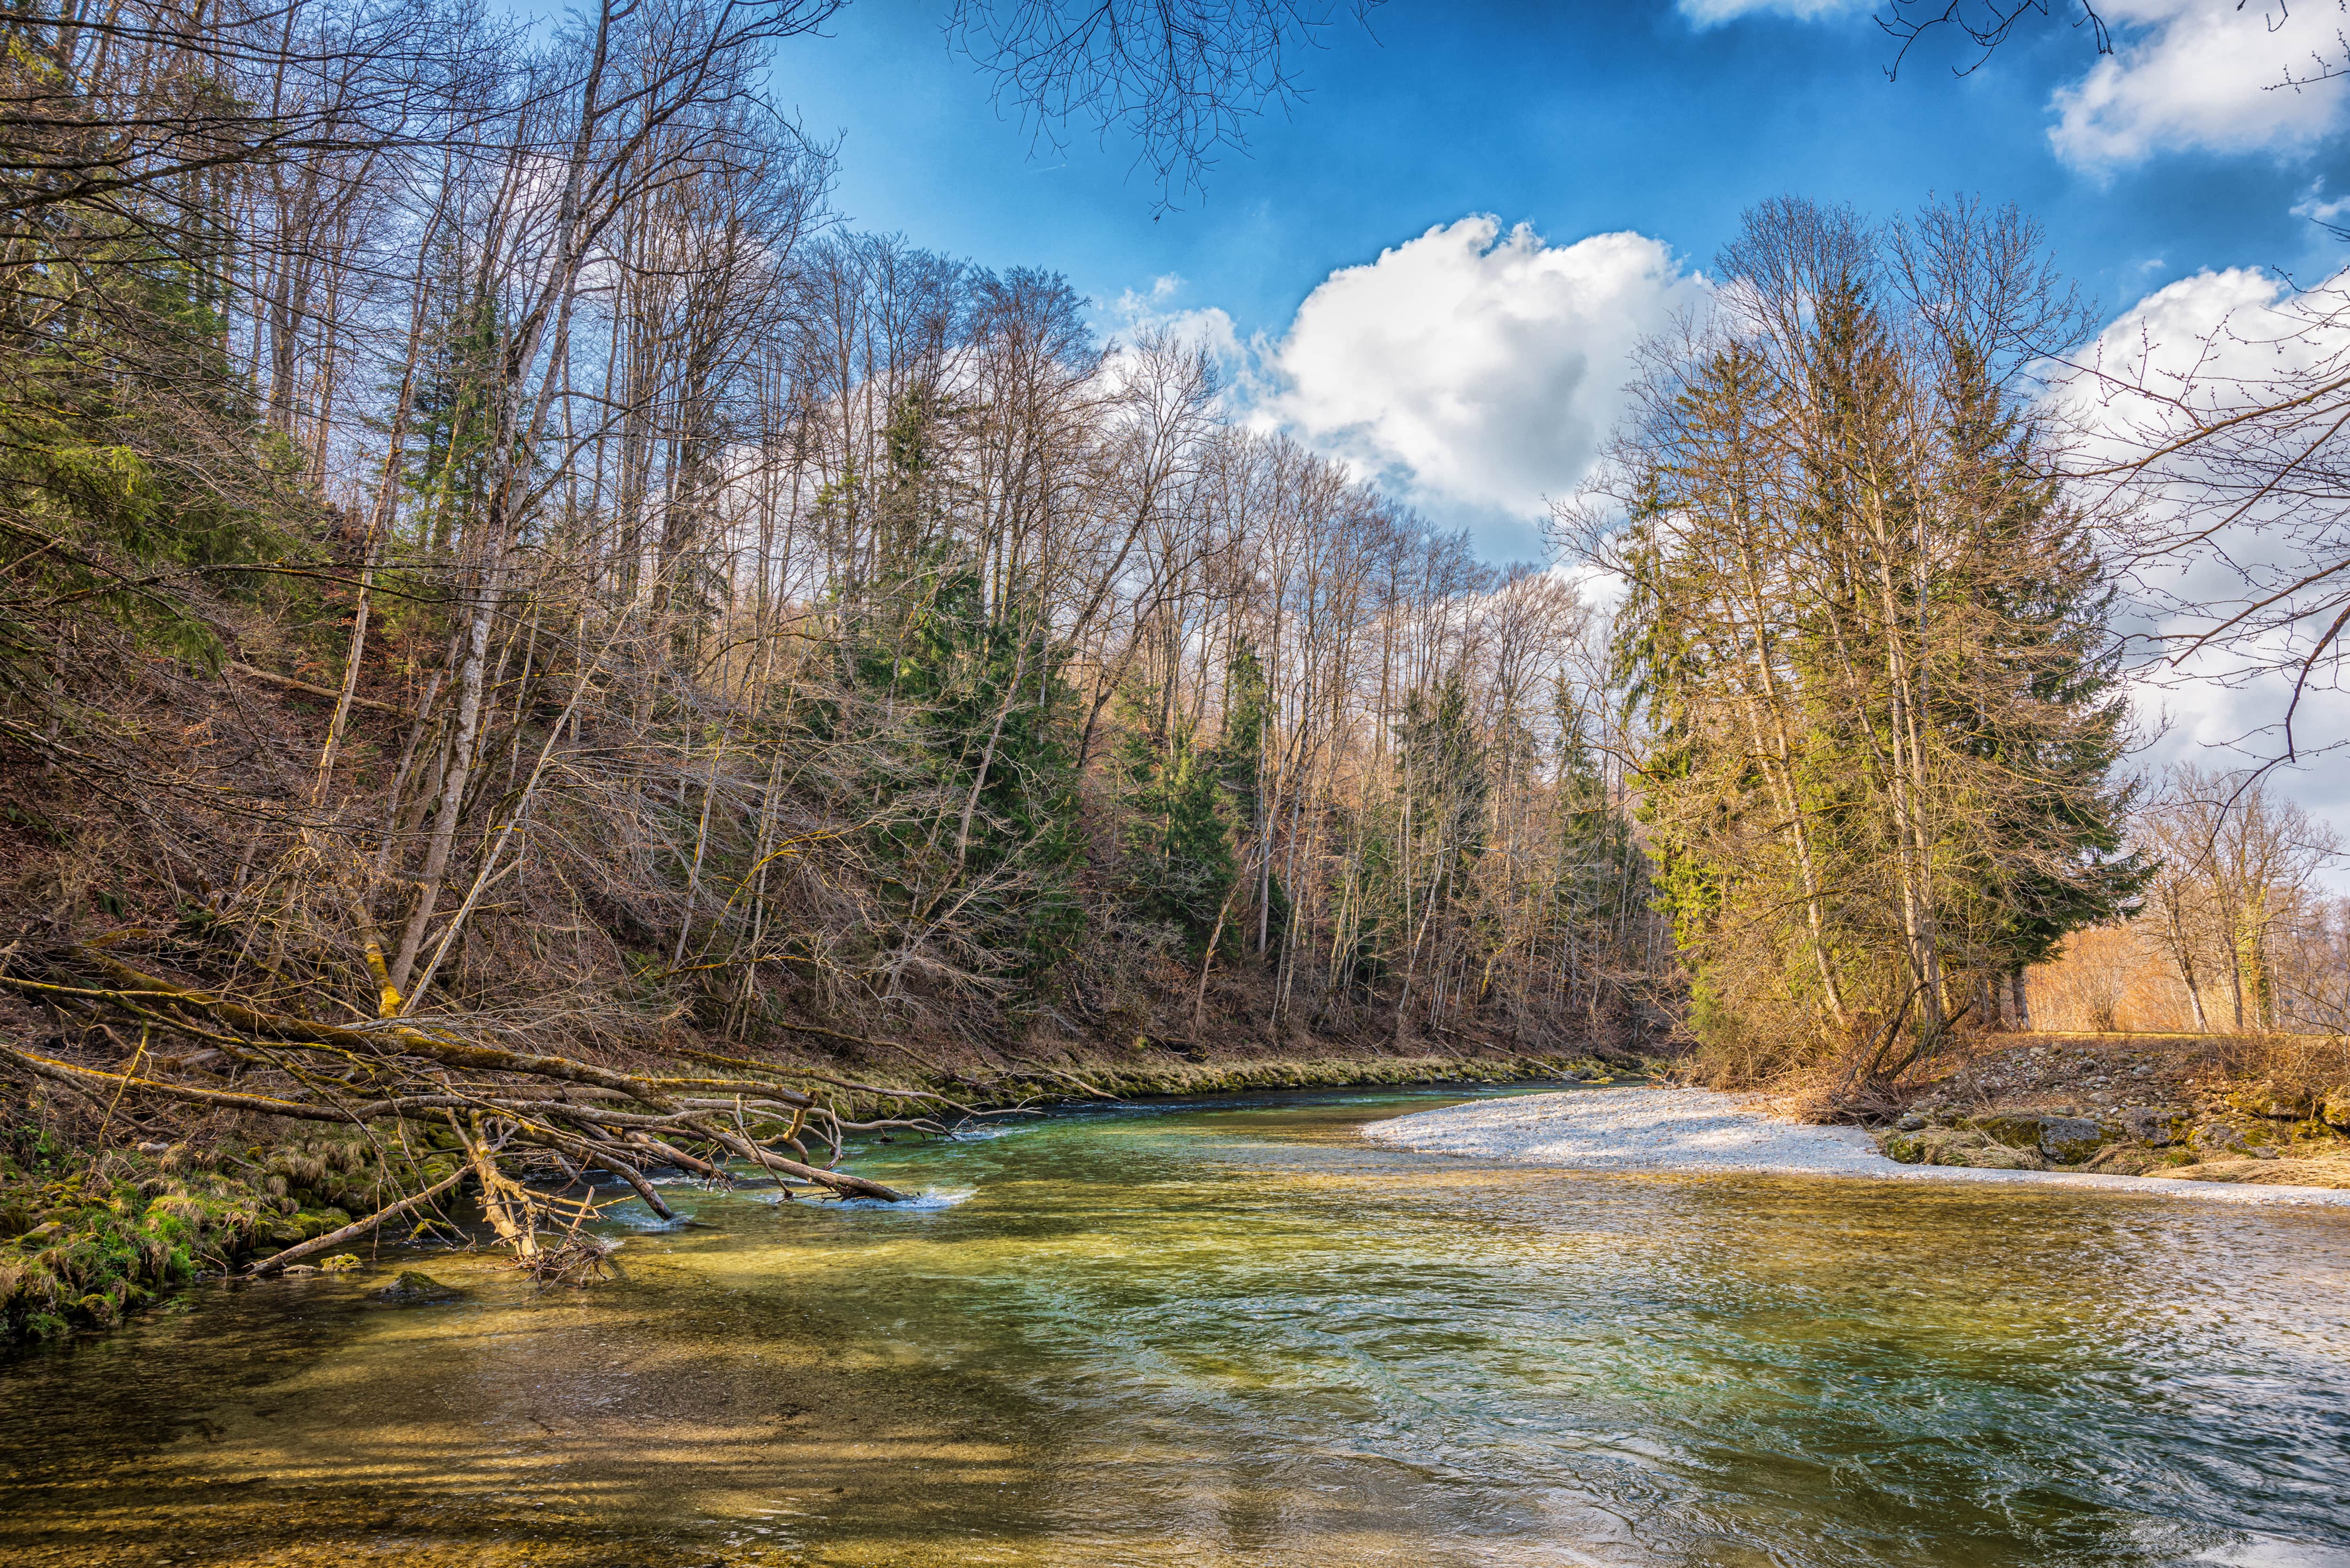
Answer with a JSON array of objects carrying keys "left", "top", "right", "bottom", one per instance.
[{"left": 373, "top": 1271, "right": 462, "bottom": 1305}]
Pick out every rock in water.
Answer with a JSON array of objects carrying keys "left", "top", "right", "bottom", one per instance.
[{"left": 373, "top": 1270, "right": 462, "bottom": 1305}]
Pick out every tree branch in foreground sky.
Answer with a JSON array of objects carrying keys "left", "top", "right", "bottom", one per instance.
[
  {"left": 947, "top": 0, "right": 1382, "bottom": 208},
  {"left": 1877, "top": 0, "right": 2108, "bottom": 78}
]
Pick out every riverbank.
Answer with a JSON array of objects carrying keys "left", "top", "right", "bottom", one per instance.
[
  {"left": 0, "top": 1048, "right": 1633, "bottom": 1343},
  {"left": 1363, "top": 1087, "right": 2350, "bottom": 1206},
  {"left": 944, "top": 1048, "right": 1628, "bottom": 1107}
]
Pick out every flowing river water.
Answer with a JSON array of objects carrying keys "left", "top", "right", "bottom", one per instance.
[{"left": 4, "top": 1084, "right": 2349, "bottom": 1568}]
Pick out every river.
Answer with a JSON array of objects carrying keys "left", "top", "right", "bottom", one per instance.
[{"left": 3, "top": 1084, "right": 2348, "bottom": 1567}]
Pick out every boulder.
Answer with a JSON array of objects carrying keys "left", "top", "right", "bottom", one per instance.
[
  {"left": 1973, "top": 1113, "right": 2046, "bottom": 1151},
  {"left": 2321, "top": 1089, "right": 2350, "bottom": 1132},
  {"left": 2038, "top": 1116, "right": 2107, "bottom": 1164},
  {"left": 2190, "top": 1121, "right": 2252, "bottom": 1156},
  {"left": 1880, "top": 1127, "right": 1991, "bottom": 1167},
  {"left": 2226, "top": 1084, "right": 2313, "bottom": 1120}
]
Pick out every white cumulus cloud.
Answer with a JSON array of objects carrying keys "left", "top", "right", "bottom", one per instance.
[
  {"left": 2050, "top": 0, "right": 2350, "bottom": 169},
  {"left": 1262, "top": 216, "right": 1708, "bottom": 522},
  {"left": 2048, "top": 264, "right": 2350, "bottom": 811}
]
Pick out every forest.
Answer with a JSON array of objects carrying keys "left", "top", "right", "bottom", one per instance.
[
  {"left": 4, "top": 0, "right": 2350, "bottom": 1332},
  {"left": 0, "top": 0, "right": 1668, "bottom": 1320}
]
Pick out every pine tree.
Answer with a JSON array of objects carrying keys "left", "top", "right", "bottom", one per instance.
[
  {"left": 1603, "top": 199, "right": 2140, "bottom": 1077},
  {"left": 1934, "top": 343, "right": 2146, "bottom": 1015},
  {"left": 1115, "top": 693, "right": 1236, "bottom": 950}
]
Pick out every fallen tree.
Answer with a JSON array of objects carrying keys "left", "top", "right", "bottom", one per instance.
[{"left": 0, "top": 936, "right": 1024, "bottom": 1284}]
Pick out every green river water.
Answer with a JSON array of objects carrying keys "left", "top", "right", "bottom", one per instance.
[{"left": 3, "top": 1084, "right": 2349, "bottom": 1568}]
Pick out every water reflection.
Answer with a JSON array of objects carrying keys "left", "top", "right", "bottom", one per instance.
[{"left": 3, "top": 1086, "right": 2347, "bottom": 1567}]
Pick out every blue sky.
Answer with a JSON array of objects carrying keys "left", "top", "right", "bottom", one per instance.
[
  {"left": 764, "top": 0, "right": 2350, "bottom": 793},
  {"left": 765, "top": 1, "right": 2350, "bottom": 554},
  {"left": 775, "top": 1, "right": 2350, "bottom": 346}
]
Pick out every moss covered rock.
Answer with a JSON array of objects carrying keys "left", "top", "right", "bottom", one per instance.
[
  {"left": 2118, "top": 1106, "right": 2190, "bottom": 1147},
  {"left": 2227, "top": 1085, "right": 2315, "bottom": 1120},
  {"left": 1, "top": 1124, "right": 412, "bottom": 1343},
  {"left": 2038, "top": 1116, "right": 2108, "bottom": 1165},
  {"left": 1973, "top": 1113, "right": 2049, "bottom": 1151},
  {"left": 1878, "top": 1126, "right": 2045, "bottom": 1168}
]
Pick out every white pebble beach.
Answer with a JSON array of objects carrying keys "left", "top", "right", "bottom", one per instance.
[{"left": 1363, "top": 1087, "right": 2350, "bottom": 1207}]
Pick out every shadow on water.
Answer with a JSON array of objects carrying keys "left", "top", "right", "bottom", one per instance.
[{"left": 2, "top": 1084, "right": 2348, "bottom": 1567}]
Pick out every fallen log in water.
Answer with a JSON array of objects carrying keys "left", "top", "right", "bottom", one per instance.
[
  {"left": 0, "top": 941, "right": 957, "bottom": 1282},
  {"left": 246, "top": 1168, "right": 471, "bottom": 1276}
]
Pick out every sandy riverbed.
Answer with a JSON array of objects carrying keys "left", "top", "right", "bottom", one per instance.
[{"left": 1363, "top": 1088, "right": 2350, "bottom": 1207}]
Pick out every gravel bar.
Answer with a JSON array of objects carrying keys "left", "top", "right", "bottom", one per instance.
[{"left": 1363, "top": 1088, "right": 2350, "bottom": 1207}]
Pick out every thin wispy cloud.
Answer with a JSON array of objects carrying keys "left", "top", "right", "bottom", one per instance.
[{"left": 1675, "top": 0, "right": 1870, "bottom": 27}]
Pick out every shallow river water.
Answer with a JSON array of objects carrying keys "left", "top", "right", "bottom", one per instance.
[{"left": 4, "top": 1085, "right": 2350, "bottom": 1568}]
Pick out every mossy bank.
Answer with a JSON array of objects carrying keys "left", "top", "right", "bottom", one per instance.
[{"left": 0, "top": 1121, "right": 481, "bottom": 1342}]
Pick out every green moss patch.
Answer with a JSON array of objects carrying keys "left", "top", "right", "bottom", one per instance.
[{"left": 0, "top": 1124, "right": 439, "bottom": 1343}]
